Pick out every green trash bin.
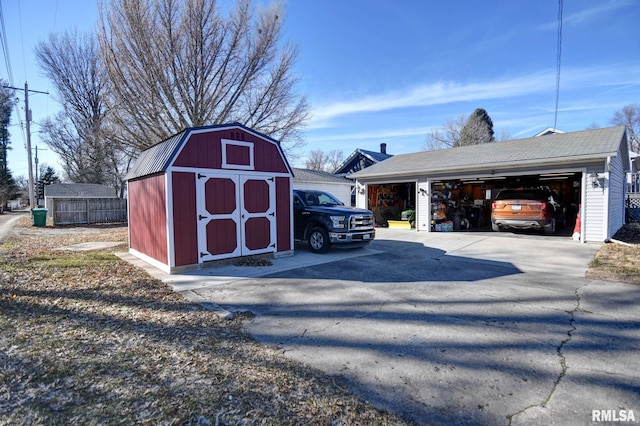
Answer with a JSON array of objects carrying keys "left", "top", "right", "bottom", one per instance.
[{"left": 32, "top": 208, "right": 48, "bottom": 227}]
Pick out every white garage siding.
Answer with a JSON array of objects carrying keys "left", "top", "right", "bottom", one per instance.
[
  {"left": 417, "top": 179, "right": 430, "bottom": 231},
  {"left": 607, "top": 149, "right": 627, "bottom": 238},
  {"left": 355, "top": 182, "right": 367, "bottom": 209},
  {"left": 584, "top": 167, "right": 606, "bottom": 242},
  {"left": 293, "top": 182, "right": 352, "bottom": 206}
]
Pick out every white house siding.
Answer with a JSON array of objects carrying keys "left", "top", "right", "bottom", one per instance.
[
  {"left": 417, "top": 179, "right": 430, "bottom": 231},
  {"left": 584, "top": 168, "right": 606, "bottom": 242},
  {"left": 607, "top": 149, "right": 627, "bottom": 238},
  {"left": 293, "top": 182, "right": 352, "bottom": 206},
  {"left": 355, "top": 182, "right": 367, "bottom": 209}
]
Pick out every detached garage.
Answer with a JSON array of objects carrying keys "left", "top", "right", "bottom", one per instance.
[
  {"left": 350, "top": 126, "right": 631, "bottom": 243},
  {"left": 125, "top": 123, "right": 294, "bottom": 273}
]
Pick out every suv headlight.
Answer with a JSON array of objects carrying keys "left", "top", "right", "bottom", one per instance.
[{"left": 330, "top": 215, "right": 346, "bottom": 228}]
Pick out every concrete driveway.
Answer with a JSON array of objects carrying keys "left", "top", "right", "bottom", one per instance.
[{"left": 144, "top": 228, "right": 640, "bottom": 425}]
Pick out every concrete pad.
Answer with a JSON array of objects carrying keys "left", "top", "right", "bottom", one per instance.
[{"left": 123, "top": 228, "right": 640, "bottom": 425}]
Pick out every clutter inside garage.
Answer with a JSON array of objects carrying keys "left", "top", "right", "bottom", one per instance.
[
  {"left": 368, "top": 173, "right": 581, "bottom": 231},
  {"left": 368, "top": 182, "right": 416, "bottom": 228}
]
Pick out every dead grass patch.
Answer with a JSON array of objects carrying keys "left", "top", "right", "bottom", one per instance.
[
  {"left": 586, "top": 242, "right": 640, "bottom": 285},
  {"left": 0, "top": 216, "right": 407, "bottom": 425}
]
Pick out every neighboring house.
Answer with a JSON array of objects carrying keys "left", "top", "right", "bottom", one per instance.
[
  {"left": 334, "top": 143, "right": 393, "bottom": 176},
  {"left": 292, "top": 168, "right": 353, "bottom": 206},
  {"left": 350, "top": 126, "right": 631, "bottom": 243},
  {"left": 125, "top": 123, "right": 293, "bottom": 273},
  {"left": 534, "top": 127, "right": 566, "bottom": 137}
]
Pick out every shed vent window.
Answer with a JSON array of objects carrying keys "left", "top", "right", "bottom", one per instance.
[{"left": 221, "top": 139, "right": 254, "bottom": 170}]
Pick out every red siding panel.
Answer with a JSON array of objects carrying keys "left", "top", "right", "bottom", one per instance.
[
  {"left": 275, "top": 177, "right": 291, "bottom": 252},
  {"left": 226, "top": 143, "right": 251, "bottom": 166},
  {"left": 128, "top": 174, "right": 168, "bottom": 264},
  {"left": 243, "top": 179, "right": 269, "bottom": 213},
  {"left": 171, "top": 172, "right": 197, "bottom": 267},
  {"left": 244, "top": 217, "right": 271, "bottom": 250},
  {"left": 205, "top": 178, "right": 237, "bottom": 215},
  {"left": 173, "top": 132, "right": 222, "bottom": 169},
  {"left": 172, "top": 129, "right": 289, "bottom": 174}
]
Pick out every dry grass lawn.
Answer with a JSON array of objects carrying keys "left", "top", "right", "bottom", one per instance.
[
  {"left": 586, "top": 242, "right": 640, "bottom": 285},
  {"left": 0, "top": 214, "right": 407, "bottom": 425}
]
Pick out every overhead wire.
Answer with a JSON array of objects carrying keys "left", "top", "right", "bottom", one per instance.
[
  {"left": 0, "top": 0, "right": 27, "bottom": 149},
  {"left": 553, "top": 0, "right": 563, "bottom": 129}
]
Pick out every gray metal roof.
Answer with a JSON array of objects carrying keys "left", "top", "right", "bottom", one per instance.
[
  {"left": 125, "top": 131, "right": 186, "bottom": 180},
  {"left": 349, "top": 125, "right": 628, "bottom": 180},
  {"left": 125, "top": 123, "right": 288, "bottom": 180},
  {"left": 292, "top": 168, "right": 352, "bottom": 184},
  {"left": 44, "top": 183, "right": 117, "bottom": 198}
]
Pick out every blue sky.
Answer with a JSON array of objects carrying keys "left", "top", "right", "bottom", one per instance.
[{"left": 3, "top": 0, "right": 640, "bottom": 178}]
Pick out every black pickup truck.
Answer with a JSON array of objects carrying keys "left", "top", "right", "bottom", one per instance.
[{"left": 293, "top": 189, "right": 375, "bottom": 253}]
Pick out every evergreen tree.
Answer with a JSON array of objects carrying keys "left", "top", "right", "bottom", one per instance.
[
  {"left": 36, "top": 166, "right": 61, "bottom": 202},
  {"left": 0, "top": 168, "right": 18, "bottom": 211},
  {"left": 0, "top": 83, "right": 16, "bottom": 172},
  {"left": 458, "top": 108, "right": 495, "bottom": 146}
]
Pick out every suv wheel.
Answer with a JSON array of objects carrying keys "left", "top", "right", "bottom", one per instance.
[
  {"left": 309, "top": 227, "right": 330, "bottom": 253},
  {"left": 543, "top": 219, "right": 556, "bottom": 235},
  {"left": 491, "top": 223, "right": 501, "bottom": 232}
]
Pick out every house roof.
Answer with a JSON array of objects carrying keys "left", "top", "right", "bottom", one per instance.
[
  {"left": 534, "top": 127, "right": 566, "bottom": 137},
  {"left": 334, "top": 148, "right": 393, "bottom": 175},
  {"left": 292, "top": 168, "right": 352, "bottom": 184},
  {"left": 44, "top": 183, "right": 117, "bottom": 198},
  {"left": 349, "top": 125, "right": 628, "bottom": 180},
  {"left": 125, "top": 122, "right": 289, "bottom": 180}
]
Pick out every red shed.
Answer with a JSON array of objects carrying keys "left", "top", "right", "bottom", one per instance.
[{"left": 125, "top": 123, "right": 294, "bottom": 273}]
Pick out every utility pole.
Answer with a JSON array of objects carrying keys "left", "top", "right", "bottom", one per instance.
[{"left": 3, "top": 82, "right": 49, "bottom": 208}]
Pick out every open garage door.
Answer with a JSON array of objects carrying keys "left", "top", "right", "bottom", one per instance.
[
  {"left": 428, "top": 172, "right": 582, "bottom": 235},
  {"left": 366, "top": 182, "right": 417, "bottom": 228}
]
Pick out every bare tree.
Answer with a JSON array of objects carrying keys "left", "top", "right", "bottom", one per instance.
[
  {"left": 303, "top": 149, "right": 344, "bottom": 172},
  {"left": 424, "top": 108, "right": 497, "bottom": 150},
  {"left": 304, "top": 150, "right": 328, "bottom": 171},
  {"left": 35, "top": 30, "right": 131, "bottom": 196},
  {"left": 611, "top": 103, "right": 640, "bottom": 153},
  {"left": 423, "top": 114, "right": 467, "bottom": 150},
  {"left": 98, "top": 0, "right": 309, "bottom": 156},
  {"left": 326, "top": 150, "right": 344, "bottom": 173}
]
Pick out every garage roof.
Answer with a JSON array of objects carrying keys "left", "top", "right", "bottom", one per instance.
[
  {"left": 292, "top": 168, "right": 352, "bottom": 184},
  {"left": 44, "top": 183, "right": 117, "bottom": 198},
  {"left": 349, "top": 125, "right": 627, "bottom": 180}
]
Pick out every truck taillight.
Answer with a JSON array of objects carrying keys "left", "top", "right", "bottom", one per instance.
[{"left": 539, "top": 202, "right": 547, "bottom": 211}]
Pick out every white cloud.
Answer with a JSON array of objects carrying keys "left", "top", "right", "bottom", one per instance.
[
  {"left": 539, "top": 0, "right": 636, "bottom": 30},
  {"left": 308, "top": 63, "right": 640, "bottom": 127}
]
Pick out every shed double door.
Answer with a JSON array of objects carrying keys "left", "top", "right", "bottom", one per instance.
[{"left": 196, "top": 173, "right": 276, "bottom": 262}]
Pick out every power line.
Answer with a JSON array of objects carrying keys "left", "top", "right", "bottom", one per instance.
[
  {"left": 553, "top": 0, "right": 563, "bottom": 129},
  {"left": 0, "top": 0, "right": 26, "bottom": 147}
]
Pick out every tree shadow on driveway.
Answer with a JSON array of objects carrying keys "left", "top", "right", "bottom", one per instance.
[{"left": 190, "top": 239, "right": 640, "bottom": 425}]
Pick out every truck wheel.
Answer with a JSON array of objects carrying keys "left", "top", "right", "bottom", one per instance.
[{"left": 308, "top": 227, "right": 330, "bottom": 253}]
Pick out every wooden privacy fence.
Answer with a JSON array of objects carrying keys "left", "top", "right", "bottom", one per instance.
[{"left": 51, "top": 198, "right": 127, "bottom": 225}]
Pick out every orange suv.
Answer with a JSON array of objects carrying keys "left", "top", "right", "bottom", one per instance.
[{"left": 491, "top": 188, "right": 566, "bottom": 234}]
